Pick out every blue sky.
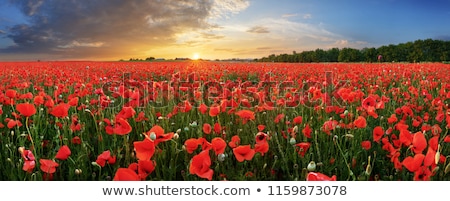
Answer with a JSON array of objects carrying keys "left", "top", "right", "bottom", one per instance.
[{"left": 0, "top": 0, "right": 449, "bottom": 61}]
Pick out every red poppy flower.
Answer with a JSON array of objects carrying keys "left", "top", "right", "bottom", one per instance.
[
  {"left": 302, "top": 124, "right": 312, "bottom": 138},
  {"left": 116, "top": 106, "right": 136, "bottom": 119},
  {"left": 203, "top": 123, "right": 212, "bottom": 134},
  {"left": 68, "top": 97, "right": 79, "bottom": 107},
  {"left": 96, "top": 150, "right": 116, "bottom": 167},
  {"left": 361, "top": 141, "right": 371, "bottom": 150},
  {"left": 209, "top": 105, "right": 220, "bottom": 117},
  {"left": 255, "top": 142, "right": 269, "bottom": 156},
  {"left": 211, "top": 137, "right": 226, "bottom": 155},
  {"left": 412, "top": 131, "right": 427, "bottom": 154},
  {"left": 33, "top": 95, "right": 45, "bottom": 105},
  {"left": 274, "top": 114, "right": 285, "bottom": 123},
  {"left": 20, "top": 148, "right": 35, "bottom": 173},
  {"left": 50, "top": 103, "right": 70, "bottom": 118},
  {"left": 362, "top": 96, "right": 376, "bottom": 110},
  {"left": 293, "top": 116, "right": 303, "bottom": 124},
  {"left": 387, "top": 114, "right": 398, "bottom": 124},
  {"left": 6, "top": 89, "right": 17, "bottom": 99},
  {"left": 180, "top": 100, "right": 192, "bottom": 113},
  {"left": 295, "top": 142, "right": 310, "bottom": 157},
  {"left": 199, "top": 137, "right": 212, "bottom": 151},
  {"left": 213, "top": 122, "right": 222, "bottom": 134},
  {"left": 399, "top": 129, "right": 413, "bottom": 147},
  {"left": 198, "top": 103, "right": 208, "bottom": 114},
  {"left": 135, "top": 111, "right": 149, "bottom": 122},
  {"left": 113, "top": 168, "right": 140, "bottom": 181},
  {"left": 55, "top": 145, "right": 71, "bottom": 160},
  {"left": 353, "top": 116, "right": 367, "bottom": 128},
  {"left": 184, "top": 138, "right": 200, "bottom": 154},
  {"left": 322, "top": 120, "right": 338, "bottom": 135},
  {"left": 7, "top": 119, "right": 22, "bottom": 129},
  {"left": 189, "top": 150, "right": 214, "bottom": 180},
  {"left": 112, "top": 118, "right": 132, "bottom": 135},
  {"left": 373, "top": 126, "right": 384, "bottom": 143},
  {"left": 70, "top": 115, "right": 82, "bottom": 132},
  {"left": 16, "top": 103, "right": 36, "bottom": 117},
  {"left": 133, "top": 138, "right": 155, "bottom": 161},
  {"left": 233, "top": 145, "right": 255, "bottom": 162},
  {"left": 137, "top": 160, "right": 156, "bottom": 180},
  {"left": 235, "top": 109, "right": 255, "bottom": 124},
  {"left": 228, "top": 135, "right": 240, "bottom": 148},
  {"left": 257, "top": 124, "right": 265, "bottom": 132},
  {"left": 39, "top": 159, "right": 59, "bottom": 174},
  {"left": 402, "top": 154, "right": 425, "bottom": 172},
  {"left": 255, "top": 132, "right": 269, "bottom": 144},
  {"left": 146, "top": 125, "right": 174, "bottom": 145},
  {"left": 307, "top": 172, "right": 337, "bottom": 181},
  {"left": 424, "top": 147, "right": 436, "bottom": 167},
  {"left": 71, "top": 136, "right": 82, "bottom": 145}
]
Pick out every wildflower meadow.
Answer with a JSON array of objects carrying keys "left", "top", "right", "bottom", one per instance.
[{"left": 1, "top": 61, "right": 450, "bottom": 181}]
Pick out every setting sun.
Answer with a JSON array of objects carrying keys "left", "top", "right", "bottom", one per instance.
[{"left": 193, "top": 53, "right": 199, "bottom": 60}]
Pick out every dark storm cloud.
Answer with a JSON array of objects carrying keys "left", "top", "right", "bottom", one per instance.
[{"left": 1, "top": 0, "right": 216, "bottom": 58}]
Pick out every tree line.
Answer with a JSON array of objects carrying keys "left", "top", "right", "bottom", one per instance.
[{"left": 256, "top": 38, "right": 450, "bottom": 63}]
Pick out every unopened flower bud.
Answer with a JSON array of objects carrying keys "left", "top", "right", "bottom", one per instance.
[
  {"left": 218, "top": 153, "right": 226, "bottom": 162},
  {"left": 307, "top": 161, "right": 316, "bottom": 171},
  {"left": 435, "top": 150, "right": 440, "bottom": 165},
  {"left": 75, "top": 169, "right": 82, "bottom": 175},
  {"left": 176, "top": 129, "right": 181, "bottom": 134},
  {"left": 173, "top": 133, "right": 179, "bottom": 140},
  {"left": 18, "top": 147, "right": 25, "bottom": 154},
  {"left": 289, "top": 138, "right": 297, "bottom": 145}
]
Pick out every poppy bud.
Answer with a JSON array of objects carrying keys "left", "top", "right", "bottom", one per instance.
[
  {"left": 435, "top": 150, "right": 440, "bottom": 165},
  {"left": 365, "top": 164, "right": 372, "bottom": 175},
  {"left": 184, "top": 127, "right": 189, "bottom": 131},
  {"left": 75, "top": 169, "right": 82, "bottom": 175},
  {"left": 11, "top": 131, "right": 14, "bottom": 136},
  {"left": 307, "top": 161, "right": 316, "bottom": 171},
  {"left": 293, "top": 126, "right": 298, "bottom": 133},
  {"left": 173, "top": 133, "right": 179, "bottom": 140},
  {"left": 345, "top": 134, "right": 354, "bottom": 138},
  {"left": 18, "top": 146, "right": 25, "bottom": 154},
  {"left": 218, "top": 153, "right": 226, "bottom": 162},
  {"left": 289, "top": 138, "right": 297, "bottom": 145},
  {"left": 176, "top": 129, "right": 181, "bottom": 134}
]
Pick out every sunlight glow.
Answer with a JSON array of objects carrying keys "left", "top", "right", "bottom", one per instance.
[{"left": 193, "top": 53, "right": 199, "bottom": 60}]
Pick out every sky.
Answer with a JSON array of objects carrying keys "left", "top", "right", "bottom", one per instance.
[{"left": 0, "top": 0, "right": 449, "bottom": 61}]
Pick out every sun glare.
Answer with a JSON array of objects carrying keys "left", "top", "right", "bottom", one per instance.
[{"left": 193, "top": 53, "right": 199, "bottom": 60}]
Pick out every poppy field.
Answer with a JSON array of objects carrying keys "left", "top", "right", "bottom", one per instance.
[{"left": 1, "top": 61, "right": 450, "bottom": 181}]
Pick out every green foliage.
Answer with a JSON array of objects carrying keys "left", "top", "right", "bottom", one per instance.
[{"left": 257, "top": 38, "right": 450, "bottom": 63}]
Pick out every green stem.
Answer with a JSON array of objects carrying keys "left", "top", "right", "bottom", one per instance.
[{"left": 335, "top": 136, "right": 356, "bottom": 181}]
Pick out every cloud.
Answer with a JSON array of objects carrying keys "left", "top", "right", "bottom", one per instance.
[
  {"left": 0, "top": 30, "right": 5, "bottom": 34},
  {"left": 282, "top": 13, "right": 298, "bottom": 18},
  {"left": 201, "top": 32, "right": 225, "bottom": 40},
  {"left": 247, "top": 26, "right": 270, "bottom": 34},
  {"left": 0, "top": 0, "right": 249, "bottom": 60},
  {"left": 210, "top": 0, "right": 250, "bottom": 19},
  {"left": 256, "top": 47, "right": 272, "bottom": 50},
  {"left": 303, "top": 14, "right": 312, "bottom": 19}
]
